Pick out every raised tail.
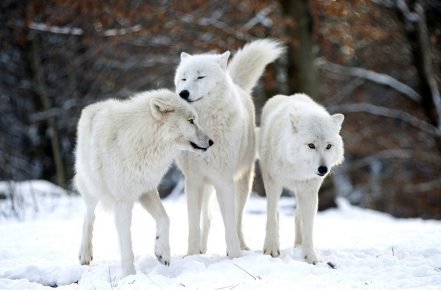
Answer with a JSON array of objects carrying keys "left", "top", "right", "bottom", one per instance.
[{"left": 228, "top": 39, "right": 284, "bottom": 94}]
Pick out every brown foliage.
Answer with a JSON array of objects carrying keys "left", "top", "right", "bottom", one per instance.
[{"left": 1, "top": 0, "right": 440, "bottom": 218}]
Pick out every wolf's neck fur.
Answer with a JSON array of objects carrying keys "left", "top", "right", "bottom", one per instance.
[
  {"left": 113, "top": 99, "right": 176, "bottom": 174},
  {"left": 192, "top": 72, "right": 242, "bottom": 126}
]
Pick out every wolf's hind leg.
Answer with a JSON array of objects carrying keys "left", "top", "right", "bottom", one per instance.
[
  {"left": 235, "top": 164, "right": 255, "bottom": 250},
  {"left": 77, "top": 180, "right": 98, "bottom": 266},
  {"left": 213, "top": 178, "right": 241, "bottom": 258},
  {"left": 200, "top": 184, "right": 214, "bottom": 254}
]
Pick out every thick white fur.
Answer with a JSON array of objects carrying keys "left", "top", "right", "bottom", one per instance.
[
  {"left": 259, "top": 94, "right": 344, "bottom": 264},
  {"left": 175, "top": 39, "right": 284, "bottom": 257},
  {"left": 74, "top": 89, "right": 211, "bottom": 276},
  {"left": 228, "top": 39, "right": 285, "bottom": 94}
]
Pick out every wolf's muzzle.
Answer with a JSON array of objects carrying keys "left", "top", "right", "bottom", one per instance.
[
  {"left": 190, "top": 139, "right": 214, "bottom": 151},
  {"left": 179, "top": 90, "right": 190, "bottom": 100}
]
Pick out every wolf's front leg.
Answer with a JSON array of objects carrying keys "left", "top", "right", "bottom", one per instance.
[
  {"left": 294, "top": 204, "right": 302, "bottom": 247},
  {"left": 296, "top": 184, "right": 321, "bottom": 265},
  {"left": 262, "top": 174, "right": 283, "bottom": 257},
  {"left": 185, "top": 177, "right": 205, "bottom": 255},
  {"left": 200, "top": 184, "right": 214, "bottom": 254},
  {"left": 235, "top": 164, "right": 254, "bottom": 251},
  {"left": 214, "top": 178, "right": 241, "bottom": 258},
  {"left": 114, "top": 201, "right": 136, "bottom": 276},
  {"left": 139, "top": 191, "right": 170, "bottom": 266}
]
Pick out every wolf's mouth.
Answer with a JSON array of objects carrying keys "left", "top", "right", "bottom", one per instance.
[
  {"left": 317, "top": 173, "right": 326, "bottom": 177},
  {"left": 188, "top": 97, "right": 203, "bottom": 103},
  {"left": 190, "top": 142, "right": 208, "bottom": 151}
]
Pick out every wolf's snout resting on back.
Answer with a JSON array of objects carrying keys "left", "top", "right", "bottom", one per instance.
[
  {"left": 174, "top": 39, "right": 284, "bottom": 257},
  {"left": 74, "top": 89, "right": 211, "bottom": 277},
  {"left": 259, "top": 93, "right": 344, "bottom": 265}
]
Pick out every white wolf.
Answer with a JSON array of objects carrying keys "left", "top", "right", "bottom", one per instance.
[
  {"left": 259, "top": 93, "right": 344, "bottom": 264},
  {"left": 74, "top": 89, "right": 212, "bottom": 276},
  {"left": 174, "top": 39, "right": 284, "bottom": 257}
]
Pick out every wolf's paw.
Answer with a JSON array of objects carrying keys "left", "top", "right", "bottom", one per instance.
[
  {"left": 155, "top": 236, "right": 171, "bottom": 266},
  {"left": 200, "top": 243, "right": 208, "bottom": 254},
  {"left": 79, "top": 244, "right": 93, "bottom": 265},
  {"left": 187, "top": 243, "right": 202, "bottom": 256},
  {"left": 240, "top": 243, "right": 250, "bottom": 251},
  {"left": 303, "top": 248, "right": 320, "bottom": 265},
  {"left": 155, "top": 252, "right": 170, "bottom": 266},
  {"left": 263, "top": 237, "right": 280, "bottom": 257}
]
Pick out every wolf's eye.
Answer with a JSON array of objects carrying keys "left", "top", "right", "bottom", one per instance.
[
  {"left": 308, "top": 143, "right": 315, "bottom": 149},
  {"left": 188, "top": 118, "right": 194, "bottom": 124},
  {"left": 182, "top": 78, "right": 186, "bottom": 81},
  {"left": 326, "top": 144, "right": 332, "bottom": 150},
  {"left": 197, "top": 76, "right": 205, "bottom": 80}
]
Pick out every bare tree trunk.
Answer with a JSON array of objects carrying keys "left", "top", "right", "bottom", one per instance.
[
  {"left": 281, "top": 0, "right": 317, "bottom": 97},
  {"left": 31, "top": 36, "right": 67, "bottom": 189},
  {"left": 281, "top": 0, "right": 335, "bottom": 209},
  {"left": 397, "top": 0, "right": 441, "bottom": 129}
]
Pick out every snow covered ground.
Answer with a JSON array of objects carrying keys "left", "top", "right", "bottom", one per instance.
[{"left": 0, "top": 181, "right": 440, "bottom": 289}]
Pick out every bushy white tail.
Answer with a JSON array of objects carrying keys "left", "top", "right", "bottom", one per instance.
[{"left": 228, "top": 39, "right": 284, "bottom": 94}]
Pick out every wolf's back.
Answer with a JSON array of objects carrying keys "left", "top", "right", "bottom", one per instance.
[{"left": 228, "top": 39, "right": 284, "bottom": 94}]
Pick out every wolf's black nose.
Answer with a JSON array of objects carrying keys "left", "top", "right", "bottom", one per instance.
[
  {"left": 318, "top": 166, "right": 328, "bottom": 175},
  {"left": 179, "top": 90, "right": 190, "bottom": 99},
  {"left": 208, "top": 139, "right": 214, "bottom": 147}
]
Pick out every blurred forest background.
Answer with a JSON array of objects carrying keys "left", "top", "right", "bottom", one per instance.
[{"left": 1, "top": 0, "right": 440, "bottom": 219}]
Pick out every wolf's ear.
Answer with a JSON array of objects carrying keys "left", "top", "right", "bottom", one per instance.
[
  {"left": 150, "top": 97, "right": 175, "bottom": 120},
  {"left": 181, "top": 52, "right": 191, "bottom": 60},
  {"left": 289, "top": 113, "right": 300, "bottom": 133},
  {"left": 331, "top": 113, "right": 344, "bottom": 131},
  {"left": 218, "top": 51, "right": 230, "bottom": 70}
]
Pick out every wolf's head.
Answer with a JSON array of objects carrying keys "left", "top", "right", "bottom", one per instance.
[
  {"left": 287, "top": 113, "right": 344, "bottom": 179},
  {"left": 149, "top": 90, "right": 213, "bottom": 153},
  {"left": 174, "top": 51, "right": 230, "bottom": 104}
]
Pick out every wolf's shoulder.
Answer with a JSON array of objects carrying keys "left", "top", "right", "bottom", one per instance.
[
  {"left": 81, "top": 99, "right": 121, "bottom": 120},
  {"left": 285, "top": 94, "right": 329, "bottom": 116},
  {"left": 261, "top": 94, "right": 288, "bottom": 122}
]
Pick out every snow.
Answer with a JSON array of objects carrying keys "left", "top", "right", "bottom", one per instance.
[
  {"left": 0, "top": 180, "right": 75, "bottom": 221},
  {"left": 0, "top": 182, "right": 440, "bottom": 289}
]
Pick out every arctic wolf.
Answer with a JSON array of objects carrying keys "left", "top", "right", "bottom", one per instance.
[
  {"left": 174, "top": 39, "right": 284, "bottom": 257},
  {"left": 74, "top": 89, "right": 212, "bottom": 276},
  {"left": 259, "top": 93, "right": 344, "bottom": 264}
]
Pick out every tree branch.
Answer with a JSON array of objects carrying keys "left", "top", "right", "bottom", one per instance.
[
  {"left": 325, "top": 78, "right": 365, "bottom": 105},
  {"left": 102, "top": 24, "right": 142, "bottom": 37},
  {"left": 316, "top": 57, "right": 422, "bottom": 103},
  {"left": 395, "top": 0, "right": 441, "bottom": 128},
  {"left": 404, "top": 177, "right": 441, "bottom": 194},
  {"left": 178, "top": 10, "right": 254, "bottom": 42},
  {"left": 329, "top": 102, "right": 441, "bottom": 136},
  {"left": 370, "top": 0, "right": 395, "bottom": 9},
  {"left": 341, "top": 148, "right": 441, "bottom": 171},
  {"left": 242, "top": 6, "right": 274, "bottom": 31},
  {"left": 413, "top": 3, "right": 441, "bottom": 128},
  {"left": 29, "top": 22, "right": 142, "bottom": 37},
  {"left": 29, "top": 22, "right": 83, "bottom": 35},
  {"left": 347, "top": 149, "right": 412, "bottom": 170}
]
